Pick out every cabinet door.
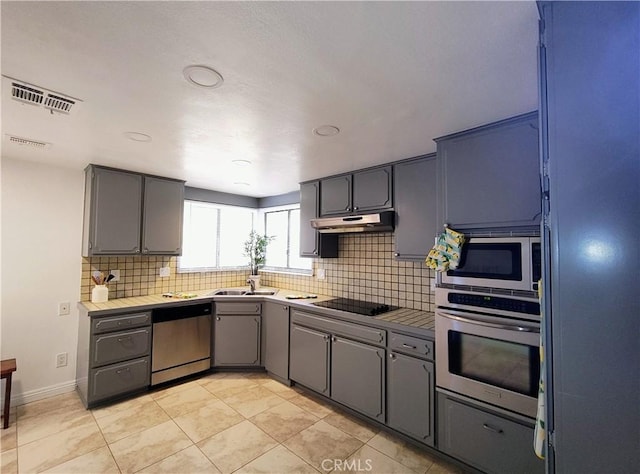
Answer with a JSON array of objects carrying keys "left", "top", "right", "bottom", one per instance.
[
  {"left": 352, "top": 166, "right": 393, "bottom": 212},
  {"left": 214, "top": 315, "right": 261, "bottom": 366},
  {"left": 331, "top": 337, "right": 385, "bottom": 422},
  {"left": 299, "top": 182, "right": 339, "bottom": 258},
  {"left": 437, "top": 112, "right": 540, "bottom": 231},
  {"left": 88, "top": 167, "right": 142, "bottom": 255},
  {"left": 393, "top": 156, "right": 437, "bottom": 260},
  {"left": 142, "top": 176, "right": 184, "bottom": 255},
  {"left": 263, "top": 302, "right": 289, "bottom": 380},
  {"left": 387, "top": 353, "right": 434, "bottom": 446},
  {"left": 289, "top": 324, "right": 329, "bottom": 395},
  {"left": 320, "top": 175, "right": 352, "bottom": 216},
  {"left": 437, "top": 393, "right": 543, "bottom": 474}
]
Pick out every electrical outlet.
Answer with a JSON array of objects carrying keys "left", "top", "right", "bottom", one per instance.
[
  {"left": 109, "top": 269, "right": 120, "bottom": 282},
  {"left": 159, "top": 266, "right": 170, "bottom": 277},
  {"left": 58, "top": 302, "right": 70, "bottom": 316},
  {"left": 430, "top": 280, "right": 436, "bottom": 291},
  {"left": 56, "top": 352, "right": 68, "bottom": 368},
  {"left": 316, "top": 268, "right": 326, "bottom": 280}
]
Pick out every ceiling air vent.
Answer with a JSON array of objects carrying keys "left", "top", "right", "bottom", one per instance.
[
  {"left": 44, "top": 93, "right": 75, "bottom": 114},
  {"left": 11, "top": 82, "right": 44, "bottom": 106},
  {"left": 3, "top": 75, "right": 82, "bottom": 114},
  {"left": 7, "top": 135, "right": 51, "bottom": 149}
]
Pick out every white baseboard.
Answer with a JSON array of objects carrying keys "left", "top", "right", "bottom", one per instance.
[{"left": 5, "top": 380, "right": 77, "bottom": 407}]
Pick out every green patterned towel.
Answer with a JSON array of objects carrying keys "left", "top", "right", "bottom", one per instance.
[{"left": 425, "top": 226, "right": 465, "bottom": 272}]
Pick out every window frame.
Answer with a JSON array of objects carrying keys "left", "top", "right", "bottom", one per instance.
[{"left": 261, "top": 204, "right": 313, "bottom": 275}]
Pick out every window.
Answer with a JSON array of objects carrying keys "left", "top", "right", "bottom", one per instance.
[
  {"left": 264, "top": 206, "right": 312, "bottom": 272},
  {"left": 179, "top": 201, "right": 256, "bottom": 271}
]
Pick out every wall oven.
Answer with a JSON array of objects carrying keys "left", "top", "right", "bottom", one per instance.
[{"left": 435, "top": 306, "right": 540, "bottom": 418}]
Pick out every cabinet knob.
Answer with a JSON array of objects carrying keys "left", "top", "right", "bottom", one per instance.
[
  {"left": 142, "top": 248, "right": 149, "bottom": 254},
  {"left": 314, "top": 251, "right": 318, "bottom": 255},
  {"left": 283, "top": 306, "right": 288, "bottom": 311},
  {"left": 323, "top": 335, "right": 330, "bottom": 341},
  {"left": 216, "top": 317, "right": 221, "bottom": 321},
  {"left": 353, "top": 206, "right": 359, "bottom": 211},
  {"left": 389, "top": 353, "right": 396, "bottom": 359},
  {"left": 331, "top": 336, "right": 337, "bottom": 342},
  {"left": 394, "top": 253, "right": 400, "bottom": 257}
]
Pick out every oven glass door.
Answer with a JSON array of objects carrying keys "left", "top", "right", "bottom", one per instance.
[{"left": 448, "top": 331, "right": 539, "bottom": 397}]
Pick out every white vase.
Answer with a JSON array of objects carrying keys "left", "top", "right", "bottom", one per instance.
[
  {"left": 91, "top": 285, "right": 108, "bottom": 303},
  {"left": 248, "top": 274, "right": 261, "bottom": 289}
]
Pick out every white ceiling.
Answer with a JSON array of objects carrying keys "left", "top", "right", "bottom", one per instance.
[{"left": 1, "top": 1, "right": 539, "bottom": 197}]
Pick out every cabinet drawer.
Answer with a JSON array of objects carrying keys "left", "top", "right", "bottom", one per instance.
[
  {"left": 216, "top": 302, "right": 262, "bottom": 315},
  {"left": 92, "top": 312, "right": 151, "bottom": 334},
  {"left": 90, "top": 357, "right": 150, "bottom": 402},
  {"left": 389, "top": 332, "right": 434, "bottom": 360},
  {"left": 438, "top": 394, "right": 544, "bottom": 474},
  {"left": 291, "top": 310, "right": 386, "bottom": 346},
  {"left": 92, "top": 328, "right": 151, "bottom": 368}
]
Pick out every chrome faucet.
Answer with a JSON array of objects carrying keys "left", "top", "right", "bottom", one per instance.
[{"left": 247, "top": 278, "right": 256, "bottom": 293}]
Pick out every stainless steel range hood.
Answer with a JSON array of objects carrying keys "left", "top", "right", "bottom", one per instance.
[{"left": 310, "top": 211, "right": 394, "bottom": 233}]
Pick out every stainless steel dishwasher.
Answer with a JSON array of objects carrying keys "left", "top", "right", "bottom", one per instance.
[{"left": 151, "top": 302, "right": 212, "bottom": 385}]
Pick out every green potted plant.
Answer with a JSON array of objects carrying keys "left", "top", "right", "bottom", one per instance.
[{"left": 243, "top": 230, "right": 274, "bottom": 288}]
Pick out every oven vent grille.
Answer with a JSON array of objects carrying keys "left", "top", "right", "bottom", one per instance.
[
  {"left": 439, "top": 283, "right": 537, "bottom": 299},
  {"left": 7, "top": 135, "right": 51, "bottom": 149}
]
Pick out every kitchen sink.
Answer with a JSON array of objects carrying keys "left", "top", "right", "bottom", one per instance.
[
  {"left": 210, "top": 289, "right": 247, "bottom": 296},
  {"left": 245, "top": 290, "right": 277, "bottom": 295}
]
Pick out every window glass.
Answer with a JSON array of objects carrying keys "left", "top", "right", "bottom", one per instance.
[
  {"left": 180, "top": 201, "right": 218, "bottom": 269},
  {"left": 288, "top": 209, "right": 307, "bottom": 270},
  {"left": 265, "top": 210, "right": 288, "bottom": 268},
  {"left": 219, "top": 207, "right": 254, "bottom": 267}
]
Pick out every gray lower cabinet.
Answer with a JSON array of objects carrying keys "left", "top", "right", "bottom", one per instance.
[
  {"left": 435, "top": 112, "right": 540, "bottom": 232},
  {"left": 77, "top": 310, "right": 152, "bottom": 408},
  {"left": 289, "top": 324, "right": 330, "bottom": 395},
  {"left": 393, "top": 155, "right": 437, "bottom": 260},
  {"left": 331, "top": 336, "right": 385, "bottom": 422},
  {"left": 82, "top": 164, "right": 185, "bottom": 256},
  {"left": 262, "top": 302, "right": 290, "bottom": 380},
  {"left": 437, "top": 392, "right": 544, "bottom": 474},
  {"left": 289, "top": 310, "right": 386, "bottom": 420},
  {"left": 387, "top": 352, "right": 434, "bottom": 446},
  {"left": 214, "top": 301, "right": 262, "bottom": 367}
]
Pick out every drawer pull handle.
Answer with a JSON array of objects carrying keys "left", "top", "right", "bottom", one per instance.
[
  {"left": 117, "top": 336, "right": 133, "bottom": 343},
  {"left": 117, "top": 321, "right": 132, "bottom": 326},
  {"left": 482, "top": 423, "right": 504, "bottom": 434},
  {"left": 402, "top": 344, "right": 417, "bottom": 350},
  {"left": 116, "top": 367, "right": 131, "bottom": 375}
]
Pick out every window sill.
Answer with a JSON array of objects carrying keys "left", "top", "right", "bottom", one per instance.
[{"left": 260, "top": 268, "right": 313, "bottom": 277}]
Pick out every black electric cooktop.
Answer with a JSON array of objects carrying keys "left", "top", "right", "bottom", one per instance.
[{"left": 312, "top": 298, "right": 398, "bottom": 316}]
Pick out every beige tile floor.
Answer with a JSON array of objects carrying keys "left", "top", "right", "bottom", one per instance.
[{"left": 0, "top": 372, "right": 460, "bottom": 474}]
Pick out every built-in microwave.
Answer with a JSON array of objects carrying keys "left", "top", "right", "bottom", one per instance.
[{"left": 439, "top": 236, "right": 541, "bottom": 293}]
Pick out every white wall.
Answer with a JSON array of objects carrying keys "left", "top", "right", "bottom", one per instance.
[{"left": 1, "top": 158, "right": 85, "bottom": 404}]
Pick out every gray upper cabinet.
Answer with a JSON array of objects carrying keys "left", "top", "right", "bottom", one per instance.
[
  {"left": 435, "top": 112, "right": 541, "bottom": 231},
  {"left": 142, "top": 176, "right": 184, "bottom": 255},
  {"left": 83, "top": 167, "right": 143, "bottom": 255},
  {"left": 320, "top": 174, "right": 352, "bottom": 216},
  {"left": 319, "top": 166, "right": 393, "bottom": 216},
  {"left": 299, "top": 181, "right": 338, "bottom": 258},
  {"left": 262, "top": 302, "right": 290, "bottom": 381},
  {"left": 82, "top": 165, "right": 185, "bottom": 256},
  {"left": 393, "top": 155, "right": 437, "bottom": 260}
]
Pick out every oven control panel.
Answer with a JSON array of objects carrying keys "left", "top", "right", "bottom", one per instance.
[{"left": 448, "top": 293, "right": 540, "bottom": 316}]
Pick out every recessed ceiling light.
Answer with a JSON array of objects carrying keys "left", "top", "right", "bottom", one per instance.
[
  {"left": 183, "top": 65, "right": 224, "bottom": 89},
  {"left": 232, "top": 159, "right": 252, "bottom": 167},
  {"left": 233, "top": 181, "right": 250, "bottom": 186},
  {"left": 313, "top": 125, "right": 340, "bottom": 137},
  {"left": 124, "top": 132, "right": 152, "bottom": 142}
]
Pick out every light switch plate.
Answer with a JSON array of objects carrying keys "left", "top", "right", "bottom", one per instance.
[
  {"left": 159, "top": 266, "right": 170, "bottom": 278},
  {"left": 316, "top": 268, "right": 326, "bottom": 280},
  {"left": 58, "top": 302, "right": 70, "bottom": 316}
]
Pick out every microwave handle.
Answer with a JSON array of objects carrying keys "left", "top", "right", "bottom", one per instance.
[{"left": 437, "top": 310, "right": 540, "bottom": 333}]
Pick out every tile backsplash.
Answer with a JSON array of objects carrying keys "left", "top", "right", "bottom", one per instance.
[{"left": 81, "top": 233, "right": 435, "bottom": 312}]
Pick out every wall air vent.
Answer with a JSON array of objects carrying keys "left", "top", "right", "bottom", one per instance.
[
  {"left": 11, "top": 82, "right": 44, "bottom": 106},
  {"left": 6, "top": 135, "right": 51, "bottom": 149},
  {"left": 3, "top": 75, "right": 82, "bottom": 115}
]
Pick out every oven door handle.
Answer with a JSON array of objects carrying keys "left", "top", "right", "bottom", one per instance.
[{"left": 437, "top": 310, "right": 540, "bottom": 333}]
